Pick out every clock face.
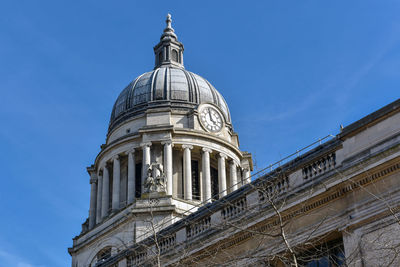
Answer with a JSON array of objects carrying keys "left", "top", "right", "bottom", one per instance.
[{"left": 199, "top": 105, "right": 223, "bottom": 133}]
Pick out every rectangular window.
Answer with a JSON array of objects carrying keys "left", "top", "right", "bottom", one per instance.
[
  {"left": 211, "top": 167, "right": 219, "bottom": 201},
  {"left": 135, "top": 163, "right": 142, "bottom": 198},
  {"left": 297, "top": 238, "right": 345, "bottom": 267},
  {"left": 192, "top": 160, "right": 200, "bottom": 200}
]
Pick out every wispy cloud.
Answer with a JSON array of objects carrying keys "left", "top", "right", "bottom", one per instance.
[
  {"left": 335, "top": 24, "right": 400, "bottom": 108},
  {"left": 236, "top": 87, "right": 326, "bottom": 125},
  {"left": 0, "top": 248, "right": 40, "bottom": 267}
]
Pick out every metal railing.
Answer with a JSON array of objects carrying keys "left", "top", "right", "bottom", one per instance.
[{"left": 251, "top": 135, "right": 335, "bottom": 181}]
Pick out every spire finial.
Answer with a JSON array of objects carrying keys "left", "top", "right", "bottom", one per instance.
[
  {"left": 166, "top": 14, "right": 172, "bottom": 29},
  {"left": 164, "top": 13, "right": 174, "bottom": 34}
]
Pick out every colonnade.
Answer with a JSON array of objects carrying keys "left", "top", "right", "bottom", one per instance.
[{"left": 87, "top": 141, "right": 249, "bottom": 229}]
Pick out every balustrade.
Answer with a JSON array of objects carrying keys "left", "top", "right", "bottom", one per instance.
[
  {"left": 221, "top": 197, "right": 247, "bottom": 220},
  {"left": 302, "top": 152, "right": 336, "bottom": 179},
  {"left": 186, "top": 216, "right": 211, "bottom": 239},
  {"left": 127, "top": 251, "right": 147, "bottom": 267},
  {"left": 159, "top": 234, "right": 176, "bottom": 254},
  {"left": 258, "top": 176, "right": 289, "bottom": 202}
]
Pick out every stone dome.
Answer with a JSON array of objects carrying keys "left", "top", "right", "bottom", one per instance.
[
  {"left": 108, "top": 14, "right": 232, "bottom": 134},
  {"left": 109, "top": 66, "right": 231, "bottom": 133}
]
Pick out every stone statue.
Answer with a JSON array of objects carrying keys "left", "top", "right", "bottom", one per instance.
[{"left": 144, "top": 163, "right": 167, "bottom": 194}]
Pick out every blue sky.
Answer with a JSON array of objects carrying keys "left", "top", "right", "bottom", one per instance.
[{"left": 0, "top": 1, "right": 399, "bottom": 266}]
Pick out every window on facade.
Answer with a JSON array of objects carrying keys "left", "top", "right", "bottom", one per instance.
[
  {"left": 96, "top": 247, "right": 112, "bottom": 263},
  {"left": 135, "top": 163, "right": 142, "bottom": 198},
  {"left": 158, "top": 52, "right": 163, "bottom": 64},
  {"left": 211, "top": 167, "right": 219, "bottom": 201},
  {"left": 297, "top": 239, "right": 345, "bottom": 267},
  {"left": 192, "top": 160, "right": 200, "bottom": 200},
  {"left": 172, "top": 49, "right": 178, "bottom": 62}
]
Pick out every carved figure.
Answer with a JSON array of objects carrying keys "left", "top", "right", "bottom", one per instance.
[{"left": 144, "top": 163, "right": 167, "bottom": 193}]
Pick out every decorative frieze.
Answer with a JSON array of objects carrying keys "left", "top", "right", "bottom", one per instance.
[
  {"left": 186, "top": 216, "right": 211, "bottom": 239},
  {"left": 302, "top": 152, "right": 336, "bottom": 179},
  {"left": 221, "top": 197, "right": 247, "bottom": 220}
]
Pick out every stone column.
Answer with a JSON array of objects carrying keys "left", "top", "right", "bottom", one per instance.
[
  {"left": 202, "top": 148, "right": 212, "bottom": 203},
  {"left": 141, "top": 142, "right": 152, "bottom": 192},
  {"left": 88, "top": 167, "right": 97, "bottom": 229},
  {"left": 162, "top": 141, "right": 173, "bottom": 196},
  {"left": 112, "top": 155, "right": 121, "bottom": 212},
  {"left": 101, "top": 165, "right": 110, "bottom": 218},
  {"left": 237, "top": 168, "right": 243, "bottom": 186},
  {"left": 230, "top": 161, "right": 238, "bottom": 192},
  {"left": 183, "top": 145, "right": 193, "bottom": 201},
  {"left": 218, "top": 153, "right": 227, "bottom": 198},
  {"left": 96, "top": 171, "right": 103, "bottom": 223},
  {"left": 243, "top": 168, "right": 251, "bottom": 184},
  {"left": 127, "top": 149, "right": 136, "bottom": 205}
]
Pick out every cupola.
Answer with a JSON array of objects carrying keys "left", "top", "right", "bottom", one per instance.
[{"left": 153, "top": 14, "right": 184, "bottom": 69}]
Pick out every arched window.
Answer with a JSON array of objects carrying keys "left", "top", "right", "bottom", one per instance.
[
  {"left": 172, "top": 49, "right": 178, "bottom": 62},
  {"left": 96, "top": 247, "right": 112, "bottom": 263}
]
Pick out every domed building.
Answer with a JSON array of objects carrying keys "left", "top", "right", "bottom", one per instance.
[
  {"left": 70, "top": 14, "right": 400, "bottom": 267},
  {"left": 69, "top": 14, "right": 253, "bottom": 267}
]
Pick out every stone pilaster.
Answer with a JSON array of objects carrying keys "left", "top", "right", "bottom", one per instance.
[
  {"left": 218, "top": 153, "right": 227, "bottom": 198},
  {"left": 127, "top": 149, "right": 136, "bottom": 205},
  {"left": 88, "top": 166, "right": 97, "bottom": 230},
  {"left": 230, "top": 161, "right": 238, "bottom": 192},
  {"left": 96, "top": 171, "right": 103, "bottom": 223},
  {"left": 202, "top": 148, "right": 212, "bottom": 203},
  {"left": 141, "top": 142, "right": 152, "bottom": 194},
  {"left": 243, "top": 167, "right": 251, "bottom": 184},
  {"left": 112, "top": 155, "right": 121, "bottom": 212},
  {"left": 101, "top": 165, "right": 110, "bottom": 218},
  {"left": 162, "top": 141, "right": 173, "bottom": 196},
  {"left": 183, "top": 145, "right": 193, "bottom": 201}
]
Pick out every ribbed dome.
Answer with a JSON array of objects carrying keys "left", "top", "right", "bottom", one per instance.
[{"left": 109, "top": 66, "right": 231, "bottom": 133}]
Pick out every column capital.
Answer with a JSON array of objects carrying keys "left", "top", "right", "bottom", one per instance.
[
  {"left": 112, "top": 154, "right": 120, "bottom": 161},
  {"left": 219, "top": 153, "right": 228, "bottom": 159},
  {"left": 99, "top": 163, "right": 106, "bottom": 171},
  {"left": 182, "top": 144, "right": 193, "bottom": 150},
  {"left": 202, "top": 147, "right": 212, "bottom": 153},
  {"left": 126, "top": 147, "right": 136, "bottom": 154},
  {"left": 87, "top": 166, "right": 97, "bottom": 183},
  {"left": 140, "top": 142, "right": 152, "bottom": 148},
  {"left": 86, "top": 165, "right": 95, "bottom": 175},
  {"left": 161, "top": 140, "right": 173, "bottom": 146}
]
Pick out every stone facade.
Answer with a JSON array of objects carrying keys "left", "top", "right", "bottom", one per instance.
[
  {"left": 69, "top": 14, "right": 400, "bottom": 267},
  {"left": 89, "top": 99, "right": 400, "bottom": 267}
]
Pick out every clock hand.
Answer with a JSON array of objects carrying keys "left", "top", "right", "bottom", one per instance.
[{"left": 208, "top": 109, "right": 215, "bottom": 123}]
